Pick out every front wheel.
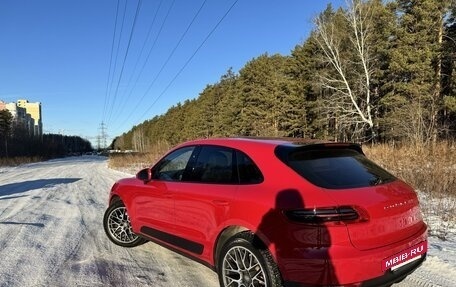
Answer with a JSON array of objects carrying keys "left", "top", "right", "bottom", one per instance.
[
  {"left": 217, "top": 232, "right": 282, "bottom": 287},
  {"left": 103, "top": 200, "right": 146, "bottom": 247}
]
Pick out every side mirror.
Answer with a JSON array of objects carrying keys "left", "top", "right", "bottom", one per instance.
[{"left": 136, "top": 168, "right": 152, "bottom": 183}]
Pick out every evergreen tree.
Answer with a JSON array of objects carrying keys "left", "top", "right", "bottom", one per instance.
[
  {"left": 383, "top": 0, "right": 448, "bottom": 144},
  {"left": 212, "top": 69, "right": 243, "bottom": 137},
  {"left": 291, "top": 32, "right": 331, "bottom": 139},
  {"left": 238, "top": 53, "right": 295, "bottom": 137},
  {"left": 113, "top": 0, "right": 456, "bottom": 150},
  {"left": 0, "top": 109, "right": 13, "bottom": 157},
  {"left": 442, "top": 0, "right": 456, "bottom": 138}
]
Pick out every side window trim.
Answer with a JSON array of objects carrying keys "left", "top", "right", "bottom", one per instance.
[
  {"left": 152, "top": 144, "right": 263, "bottom": 185},
  {"left": 181, "top": 145, "right": 201, "bottom": 182}
]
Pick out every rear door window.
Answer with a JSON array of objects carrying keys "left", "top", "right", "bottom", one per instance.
[
  {"left": 276, "top": 147, "right": 395, "bottom": 189},
  {"left": 187, "top": 146, "right": 236, "bottom": 184}
]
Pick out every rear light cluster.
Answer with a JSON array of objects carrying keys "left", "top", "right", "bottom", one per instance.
[{"left": 284, "top": 206, "right": 368, "bottom": 225}]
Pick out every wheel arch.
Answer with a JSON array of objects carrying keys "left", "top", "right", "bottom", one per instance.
[
  {"left": 213, "top": 226, "right": 269, "bottom": 270},
  {"left": 214, "top": 227, "right": 283, "bottom": 287},
  {"left": 109, "top": 195, "right": 122, "bottom": 204},
  {"left": 108, "top": 194, "right": 140, "bottom": 231}
]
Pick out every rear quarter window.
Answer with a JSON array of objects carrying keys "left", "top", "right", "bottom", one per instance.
[
  {"left": 236, "top": 150, "right": 263, "bottom": 184},
  {"left": 276, "top": 146, "right": 395, "bottom": 189}
]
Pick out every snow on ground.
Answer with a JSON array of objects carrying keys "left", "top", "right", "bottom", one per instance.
[
  {"left": 0, "top": 156, "right": 217, "bottom": 287},
  {"left": 396, "top": 235, "right": 456, "bottom": 287},
  {"left": 0, "top": 156, "right": 455, "bottom": 287}
]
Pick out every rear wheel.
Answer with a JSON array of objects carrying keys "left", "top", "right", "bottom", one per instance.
[
  {"left": 217, "top": 232, "right": 282, "bottom": 287},
  {"left": 103, "top": 200, "right": 146, "bottom": 247}
]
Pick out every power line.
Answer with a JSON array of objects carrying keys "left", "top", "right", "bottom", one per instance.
[
  {"left": 108, "top": 0, "right": 176, "bottom": 130},
  {"left": 106, "top": 0, "right": 143, "bottom": 125},
  {"left": 113, "top": 0, "right": 216, "bottom": 133},
  {"left": 140, "top": 0, "right": 208, "bottom": 99},
  {"left": 111, "top": 0, "right": 164, "bottom": 119},
  {"left": 102, "top": 0, "right": 121, "bottom": 122},
  {"left": 104, "top": 0, "right": 128, "bottom": 123},
  {"left": 133, "top": 0, "right": 239, "bottom": 127}
]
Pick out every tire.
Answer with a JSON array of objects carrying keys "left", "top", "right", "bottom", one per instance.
[
  {"left": 103, "top": 200, "right": 147, "bottom": 247},
  {"left": 217, "top": 231, "right": 282, "bottom": 287}
]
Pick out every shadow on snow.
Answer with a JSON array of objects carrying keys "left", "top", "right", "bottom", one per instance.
[
  {"left": 0, "top": 178, "right": 81, "bottom": 197},
  {"left": 0, "top": 221, "right": 45, "bottom": 227}
]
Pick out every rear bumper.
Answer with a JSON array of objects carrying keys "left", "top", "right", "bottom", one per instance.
[
  {"left": 361, "top": 253, "right": 426, "bottom": 287},
  {"left": 276, "top": 223, "right": 427, "bottom": 286},
  {"left": 283, "top": 253, "right": 426, "bottom": 287}
]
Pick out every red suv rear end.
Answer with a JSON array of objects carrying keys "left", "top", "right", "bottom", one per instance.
[{"left": 104, "top": 137, "right": 427, "bottom": 286}]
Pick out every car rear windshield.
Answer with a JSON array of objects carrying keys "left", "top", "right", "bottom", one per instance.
[{"left": 275, "top": 145, "right": 396, "bottom": 189}]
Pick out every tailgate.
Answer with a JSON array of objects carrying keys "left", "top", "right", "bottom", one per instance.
[{"left": 328, "top": 180, "right": 426, "bottom": 251}]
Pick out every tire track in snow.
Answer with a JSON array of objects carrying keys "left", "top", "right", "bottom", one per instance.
[{"left": 397, "top": 254, "right": 456, "bottom": 287}]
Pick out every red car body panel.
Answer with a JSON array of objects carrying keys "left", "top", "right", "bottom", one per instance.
[
  {"left": 108, "top": 138, "right": 427, "bottom": 286},
  {"left": 326, "top": 180, "right": 426, "bottom": 250},
  {"left": 172, "top": 182, "right": 237, "bottom": 263}
]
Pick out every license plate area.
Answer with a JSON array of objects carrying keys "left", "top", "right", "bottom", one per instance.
[
  {"left": 391, "top": 254, "right": 423, "bottom": 271},
  {"left": 381, "top": 241, "right": 427, "bottom": 272}
]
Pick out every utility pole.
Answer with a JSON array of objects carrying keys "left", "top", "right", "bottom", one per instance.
[{"left": 98, "top": 122, "right": 108, "bottom": 150}]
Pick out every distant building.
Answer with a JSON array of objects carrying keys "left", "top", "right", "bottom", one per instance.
[
  {"left": 0, "top": 99, "right": 42, "bottom": 137},
  {"left": 17, "top": 99, "right": 42, "bottom": 136}
]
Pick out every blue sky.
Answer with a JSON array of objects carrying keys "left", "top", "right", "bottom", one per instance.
[{"left": 0, "top": 0, "right": 343, "bottom": 147}]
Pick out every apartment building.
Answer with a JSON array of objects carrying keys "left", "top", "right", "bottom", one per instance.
[{"left": 0, "top": 99, "right": 42, "bottom": 137}]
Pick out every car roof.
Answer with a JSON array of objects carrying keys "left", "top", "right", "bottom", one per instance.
[
  {"left": 180, "top": 137, "right": 330, "bottom": 148},
  {"left": 176, "top": 137, "right": 363, "bottom": 154}
]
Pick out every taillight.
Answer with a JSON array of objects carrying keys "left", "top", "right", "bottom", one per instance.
[{"left": 284, "top": 206, "right": 368, "bottom": 225}]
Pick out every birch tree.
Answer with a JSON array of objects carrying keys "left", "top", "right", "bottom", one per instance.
[
  {"left": 132, "top": 127, "right": 148, "bottom": 152},
  {"left": 314, "top": 0, "right": 375, "bottom": 142}
]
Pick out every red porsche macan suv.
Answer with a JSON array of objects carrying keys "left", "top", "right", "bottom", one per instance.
[{"left": 103, "top": 137, "right": 427, "bottom": 287}]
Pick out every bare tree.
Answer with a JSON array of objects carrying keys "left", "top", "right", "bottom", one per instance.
[
  {"left": 314, "top": 0, "right": 375, "bottom": 142},
  {"left": 132, "top": 127, "right": 147, "bottom": 152}
]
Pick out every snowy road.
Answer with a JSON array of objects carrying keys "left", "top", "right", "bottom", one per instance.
[
  {"left": 0, "top": 156, "right": 455, "bottom": 287},
  {"left": 0, "top": 156, "right": 218, "bottom": 287}
]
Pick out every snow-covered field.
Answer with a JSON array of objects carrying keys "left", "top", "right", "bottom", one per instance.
[{"left": 0, "top": 156, "right": 455, "bottom": 287}]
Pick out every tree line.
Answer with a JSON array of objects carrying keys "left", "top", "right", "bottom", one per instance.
[
  {"left": 0, "top": 109, "right": 92, "bottom": 159},
  {"left": 113, "top": 0, "right": 456, "bottom": 151}
]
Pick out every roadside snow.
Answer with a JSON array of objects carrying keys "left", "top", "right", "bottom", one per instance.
[
  {"left": 396, "top": 235, "right": 456, "bottom": 287},
  {"left": 0, "top": 156, "right": 217, "bottom": 287},
  {"left": 0, "top": 156, "right": 454, "bottom": 286}
]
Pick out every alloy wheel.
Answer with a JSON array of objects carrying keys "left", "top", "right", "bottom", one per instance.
[
  {"left": 222, "top": 246, "right": 267, "bottom": 287},
  {"left": 106, "top": 206, "right": 138, "bottom": 244}
]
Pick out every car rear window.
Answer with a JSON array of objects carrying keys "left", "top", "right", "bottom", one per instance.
[{"left": 275, "top": 145, "right": 396, "bottom": 189}]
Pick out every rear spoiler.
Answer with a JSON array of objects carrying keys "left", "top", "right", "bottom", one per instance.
[
  {"left": 274, "top": 142, "right": 365, "bottom": 160},
  {"left": 320, "top": 143, "right": 364, "bottom": 155}
]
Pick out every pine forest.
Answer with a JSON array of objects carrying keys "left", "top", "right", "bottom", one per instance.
[{"left": 112, "top": 0, "right": 456, "bottom": 151}]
